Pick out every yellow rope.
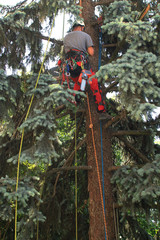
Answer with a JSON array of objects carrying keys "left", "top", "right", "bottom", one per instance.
[
  {"left": 75, "top": 111, "right": 78, "bottom": 240},
  {"left": 14, "top": 6, "right": 58, "bottom": 240},
  {"left": 62, "top": 9, "right": 65, "bottom": 39}
]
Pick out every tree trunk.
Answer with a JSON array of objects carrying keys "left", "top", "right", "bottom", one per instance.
[
  {"left": 86, "top": 90, "right": 116, "bottom": 240},
  {"left": 82, "top": 1, "right": 116, "bottom": 239},
  {"left": 82, "top": 0, "right": 99, "bottom": 72}
]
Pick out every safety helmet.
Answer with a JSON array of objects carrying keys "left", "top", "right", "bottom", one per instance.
[{"left": 72, "top": 20, "right": 85, "bottom": 29}]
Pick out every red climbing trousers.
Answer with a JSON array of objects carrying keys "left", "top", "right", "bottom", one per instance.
[
  {"left": 71, "top": 69, "right": 105, "bottom": 112},
  {"left": 65, "top": 49, "right": 106, "bottom": 112}
]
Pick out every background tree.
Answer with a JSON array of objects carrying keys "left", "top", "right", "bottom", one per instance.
[{"left": 0, "top": 0, "right": 159, "bottom": 240}]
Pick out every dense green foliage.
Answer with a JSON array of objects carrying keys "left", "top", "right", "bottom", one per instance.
[
  {"left": 0, "top": 0, "right": 159, "bottom": 239},
  {"left": 97, "top": 0, "right": 160, "bottom": 120}
]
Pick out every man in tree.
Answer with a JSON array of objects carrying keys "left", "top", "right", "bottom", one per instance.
[{"left": 63, "top": 20, "right": 108, "bottom": 117}]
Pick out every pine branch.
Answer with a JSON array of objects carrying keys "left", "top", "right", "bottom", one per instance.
[
  {"left": 126, "top": 215, "right": 154, "bottom": 240},
  {"left": 55, "top": 108, "right": 86, "bottom": 119},
  {"left": 1, "top": 1, "right": 33, "bottom": 16},
  {"left": 52, "top": 137, "right": 86, "bottom": 198},
  {"left": 94, "top": 0, "right": 115, "bottom": 6},
  {"left": 104, "top": 81, "right": 118, "bottom": 94},
  {"left": 55, "top": 105, "right": 66, "bottom": 114},
  {"left": 0, "top": 132, "right": 33, "bottom": 176},
  {"left": 156, "top": 131, "right": 160, "bottom": 136},
  {"left": 2, "top": 23, "right": 63, "bottom": 45},
  {"left": 65, "top": 137, "right": 86, "bottom": 167},
  {"left": 146, "top": 114, "right": 160, "bottom": 127},
  {"left": 64, "top": 112, "right": 85, "bottom": 158},
  {"left": 112, "top": 130, "right": 151, "bottom": 137},
  {"left": 44, "top": 165, "right": 92, "bottom": 174},
  {"left": 103, "top": 43, "right": 117, "bottom": 48},
  {"left": 116, "top": 136, "right": 150, "bottom": 164},
  {"left": 11, "top": 112, "right": 26, "bottom": 140},
  {"left": 108, "top": 166, "right": 121, "bottom": 172},
  {"left": 104, "top": 111, "right": 127, "bottom": 129},
  {"left": 55, "top": 110, "right": 71, "bottom": 119},
  {"left": 8, "top": 0, "right": 29, "bottom": 12},
  {"left": 108, "top": 38, "right": 126, "bottom": 63}
]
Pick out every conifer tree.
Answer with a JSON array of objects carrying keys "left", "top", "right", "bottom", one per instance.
[{"left": 0, "top": 0, "right": 159, "bottom": 240}]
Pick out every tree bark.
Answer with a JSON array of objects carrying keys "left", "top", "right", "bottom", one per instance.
[
  {"left": 86, "top": 90, "right": 116, "bottom": 240},
  {"left": 82, "top": 1, "right": 116, "bottom": 239}
]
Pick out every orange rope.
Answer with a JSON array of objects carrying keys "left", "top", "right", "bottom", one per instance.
[
  {"left": 139, "top": 3, "right": 150, "bottom": 20},
  {"left": 79, "top": 0, "right": 82, "bottom": 17},
  {"left": 86, "top": 93, "right": 109, "bottom": 239}
]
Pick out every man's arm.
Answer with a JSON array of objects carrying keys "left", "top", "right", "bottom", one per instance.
[{"left": 87, "top": 46, "right": 94, "bottom": 56}]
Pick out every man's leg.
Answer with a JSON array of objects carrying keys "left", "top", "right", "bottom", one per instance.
[
  {"left": 89, "top": 77, "right": 106, "bottom": 112},
  {"left": 70, "top": 76, "right": 81, "bottom": 103}
]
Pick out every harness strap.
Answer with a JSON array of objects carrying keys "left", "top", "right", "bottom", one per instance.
[{"left": 67, "top": 48, "right": 88, "bottom": 56}]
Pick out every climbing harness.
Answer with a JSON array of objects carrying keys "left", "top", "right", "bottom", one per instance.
[
  {"left": 65, "top": 49, "right": 89, "bottom": 72},
  {"left": 59, "top": 52, "right": 106, "bottom": 112},
  {"left": 59, "top": 50, "right": 91, "bottom": 104},
  {"left": 14, "top": 6, "right": 58, "bottom": 240}
]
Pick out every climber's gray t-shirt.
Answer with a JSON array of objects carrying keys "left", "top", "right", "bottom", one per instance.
[{"left": 64, "top": 31, "right": 93, "bottom": 53}]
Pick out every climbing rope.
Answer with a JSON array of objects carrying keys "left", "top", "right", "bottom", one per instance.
[
  {"left": 79, "top": 0, "right": 82, "bottom": 17},
  {"left": 100, "top": 120, "right": 107, "bottom": 240},
  {"left": 14, "top": 6, "right": 58, "bottom": 240},
  {"left": 138, "top": 3, "right": 150, "bottom": 20},
  {"left": 86, "top": 93, "right": 109, "bottom": 240},
  {"left": 98, "top": 24, "right": 107, "bottom": 240},
  {"left": 98, "top": 26, "right": 102, "bottom": 70},
  {"left": 62, "top": 9, "right": 65, "bottom": 39}
]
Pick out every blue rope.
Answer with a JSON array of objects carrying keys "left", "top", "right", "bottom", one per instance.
[
  {"left": 100, "top": 120, "right": 107, "bottom": 240},
  {"left": 98, "top": 27, "right": 102, "bottom": 70},
  {"left": 99, "top": 26, "right": 107, "bottom": 240}
]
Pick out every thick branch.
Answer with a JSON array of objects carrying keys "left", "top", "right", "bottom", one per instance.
[
  {"left": 116, "top": 136, "right": 150, "bottom": 163},
  {"left": 51, "top": 137, "right": 86, "bottom": 197},
  {"left": 104, "top": 116, "right": 120, "bottom": 129},
  {"left": 108, "top": 164, "right": 148, "bottom": 172},
  {"left": 146, "top": 114, "right": 160, "bottom": 127},
  {"left": 108, "top": 166, "right": 121, "bottom": 172},
  {"left": 104, "top": 81, "right": 118, "bottom": 94},
  {"left": 55, "top": 110, "right": 71, "bottom": 119},
  {"left": 46, "top": 165, "right": 92, "bottom": 174},
  {"left": 94, "top": 0, "right": 115, "bottom": 6},
  {"left": 65, "top": 137, "right": 86, "bottom": 166},
  {"left": 55, "top": 104, "right": 66, "bottom": 113},
  {"left": 103, "top": 43, "right": 117, "bottom": 48},
  {"left": 104, "top": 111, "right": 126, "bottom": 129},
  {"left": 112, "top": 130, "right": 151, "bottom": 137},
  {"left": 26, "top": 29, "right": 62, "bottom": 45},
  {"left": 3, "top": 23, "right": 63, "bottom": 45},
  {"left": 156, "top": 131, "right": 160, "bottom": 136},
  {"left": 109, "top": 38, "right": 126, "bottom": 63}
]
